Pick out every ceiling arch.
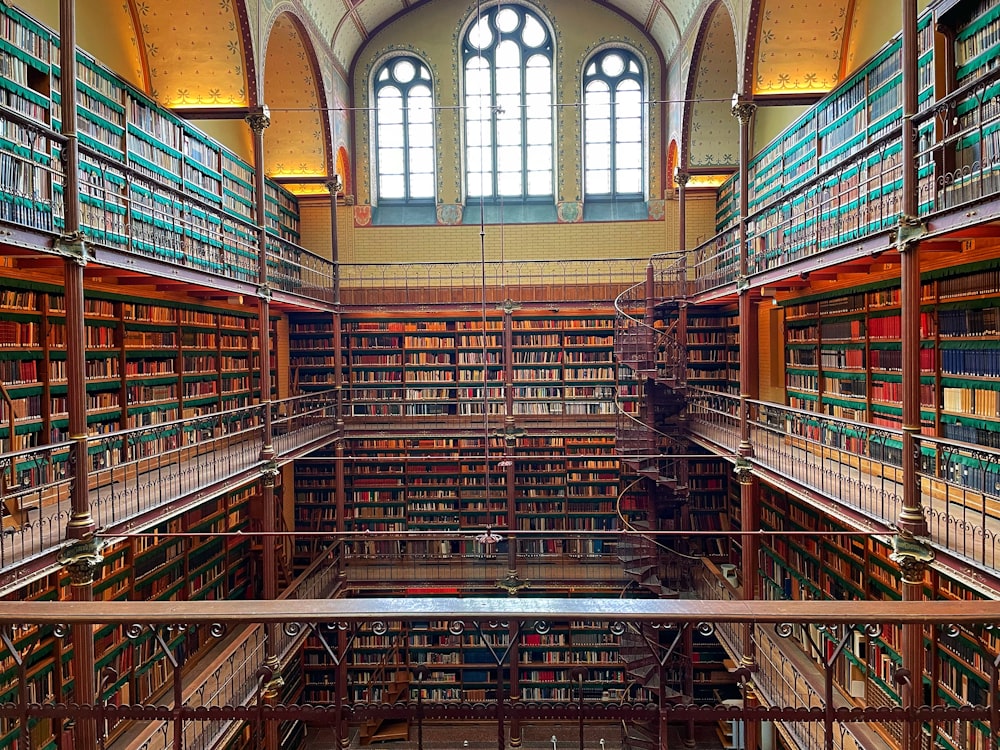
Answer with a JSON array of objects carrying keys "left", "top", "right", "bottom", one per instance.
[
  {"left": 297, "top": 0, "right": 702, "bottom": 73},
  {"left": 262, "top": 12, "right": 330, "bottom": 182},
  {"left": 125, "top": 0, "right": 253, "bottom": 108},
  {"left": 686, "top": 1, "right": 738, "bottom": 169},
  {"left": 752, "top": 0, "right": 854, "bottom": 95}
]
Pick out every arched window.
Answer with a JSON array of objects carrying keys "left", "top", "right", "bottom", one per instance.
[
  {"left": 583, "top": 48, "right": 645, "bottom": 199},
  {"left": 373, "top": 56, "right": 435, "bottom": 203},
  {"left": 463, "top": 4, "right": 553, "bottom": 201}
]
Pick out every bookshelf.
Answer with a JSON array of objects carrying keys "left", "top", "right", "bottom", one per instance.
[
  {"left": 0, "top": 274, "right": 259, "bottom": 487},
  {"left": 340, "top": 311, "right": 621, "bottom": 418},
  {"left": 718, "top": 11, "right": 936, "bottom": 261},
  {"left": 685, "top": 307, "right": 739, "bottom": 393},
  {"left": 0, "top": 2, "right": 301, "bottom": 266},
  {"left": 754, "top": 483, "right": 997, "bottom": 750},
  {"left": 289, "top": 313, "right": 340, "bottom": 393},
  {"left": 778, "top": 264, "right": 1000, "bottom": 469}
]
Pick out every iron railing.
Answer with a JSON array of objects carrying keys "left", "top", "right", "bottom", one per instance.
[
  {"left": 686, "top": 388, "right": 1000, "bottom": 573},
  {"left": 0, "top": 390, "right": 338, "bottom": 572}
]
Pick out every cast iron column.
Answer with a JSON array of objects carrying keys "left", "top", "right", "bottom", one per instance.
[
  {"left": 895, "top": 6, "right": 932, "bottom": 749},
  {"left": 732, "top": 95, "right": 760, "bottom": 750},
  {"left": 247, "top": 106, "right": 282, "bottom": 750},
  {"left": 58, "top": 2, "right": 101, "bottom": 747}
]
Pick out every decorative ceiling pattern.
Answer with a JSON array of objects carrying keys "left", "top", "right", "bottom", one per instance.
[
  {"left": 263, "top": 14, "right": 329, "bottom": 178},
  {"left": 127, "top": 0, "right": 249, "bottom": 107},
  {"left": 688, "top": 2, "right": 737, "bottom": 168},
  {"left": 754, "top": 0, "right": 852, "bottom": 94},
  {"left": 297, "top": 0, "right": 700, "bottom": 72}
]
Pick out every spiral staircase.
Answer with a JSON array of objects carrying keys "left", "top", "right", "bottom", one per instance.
[{"left": 613, "top": 266, "right": 696, "bottom": 750}]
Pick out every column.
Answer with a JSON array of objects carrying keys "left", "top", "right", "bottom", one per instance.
[
  {"left": 58, "top": 3, "right": 101, "bottom": 745},
  {"left": 732, "top": 96, "right": 760, "bottom": 750},
  {"left": 246, "top": 106, "right": 282, "bottom": 750},
  {"left": 896, "top": 3, "right": 931, "bottom": 745}
]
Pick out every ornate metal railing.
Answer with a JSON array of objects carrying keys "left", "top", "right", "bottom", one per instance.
[
  {"left": 682, "top": 64, "right": 1000, "bottom": 298},
  {"left": 697, "top": 566, "right": 868, "bottom": 750},
  {"left": 0, "top": 598, "right": 998, "bottom": 750},
  {"left": 687, "top": 388, "right": 1000, "bottom": 573},
  {"left": 127, "top": 552, "right": 342, "bottom": 750},
  {"left": 0, "top": 391, "right": 339, "bottom": 573},
  {"left": 0, "top": 106, "right": 336, "bottom": 303},
  {"left": 339, "top": 258, "right": 651, "bottom": 306}
]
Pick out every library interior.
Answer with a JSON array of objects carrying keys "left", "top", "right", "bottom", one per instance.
[{"left": 2, "top": 0, "right": 1000, "bottom": 749}]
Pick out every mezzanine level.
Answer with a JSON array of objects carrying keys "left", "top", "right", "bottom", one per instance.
[{"left": 0, "top": 390, "right": 339, "bottom": 586}]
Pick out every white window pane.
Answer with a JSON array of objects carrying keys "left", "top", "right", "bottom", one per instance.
[
  {"left": 467, "top": 17, "right": 493, "bottom": 50},
  {"left": 498, "top": 172, "right": 522, "bottom": 195},
  {"left": 601, "top": 53, "right": 625, "bottom": 77},
  {"left": 409, "top": 147, "right": 434, "bottom": 174},
  {"left": 466, "top": 61, "right": 491, "bottom": 96},
  {"left": 586, "top": 80, "right": 610, "bottom": 96},
  {"left": 586, "top": 143, "right": 611, "bottom": 168},
  {"left": 586, "top": 119, "right": 611, "bottom": 144},
  {"left": 467, "top": 146, "right": 492, "bottom": 172},
  {"left": 616, "top": 142, "right": 642, "bottom": 165},
  {"left": 617, "top": 94, "right": 643, "bottom": 120},
  {"left": 585, "top": 61, "right": 597, "bottom": 76},
  {"left": 496, "top": 7, "right": 518, "bottom": 33},
  {"left": 380, "top": 175, "right": 404, "bottom": 198},
  {"left": 586, "top": 169, "right": 611, "bottom": 194},
  {"left": 378, "top": 123, "right": 404, "bottom": 145},
  {"left": 393, "top": 59, "right": 416, "bottom": 83},
  {"left": 466, "top": 94, "right": 492, "bottom": 119},
  {"left": 497, "top": 145, "right": 522, "bottom": 167},
  {"left": 525, "top": 56, "right": 550, "bottom": 91},
  {"left": 526, "top": 119, "right": 551, "bottom": 145},
  {"left": 586, "top": 100, "right": 610, "bottom": 120},
  {"left": 497, "top": 119, "right": 521, "bottom": 146},
  {"left": 628, "top": 60, "right": 639, "bottom": 74},
  {"left": 615, "top": 118, "right": 642, "bottom": 143},
  {"left": 525, "top": 93, "right": 551, "bottom": 120},
  {"left": 466, "top": 126, "right": 491, "bottom": 147},
  {"left": 379, "top": 148, "right": 405, "bottom": 174},
  {"left": 616, "top": 169, "right": 642, "bottom": 194},
  {"left": 409, "top": 123, "right": 433, "bottom": 145},
  {"left": 522, "top": 15, "right": 546, "bottom": 47},
  {"left": 526, "top": 170, "right": 551, "bottom": 195},
  {"left": 468, "top": 171, "right": 491, "bottom": 197},
  {"left": 497, "top": 93, "right": 521, "bottom": 116},
  {"left": 378, "top": 68, "right": 390, "bottom": 81},
  {"left": 496, "top": 40, "right": 521, "bottom": 70},
  {"left": 377, "top": 89, "right": 403, "bottom": 123},
  {"left": 526, "top": 145, "right": 551, "bottom": 170},
  {"left": 409, "top": 174, "right": 434, "bottom": 198},
  {"left": 618, "top": 79, "right": 641, "bottom": 94}
]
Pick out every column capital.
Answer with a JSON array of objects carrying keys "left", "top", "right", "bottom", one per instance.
[
  {"left": 57, "top": 536, "right": 106, "bottom": 586},
  {"left": 731, "top": 96, "right": 757, "bottom": 126},
  {"left": 326, "top": 175, "right": 343, "bottom": 196},
  {"left": 674, "top": 170, "right": 690, "bottom": 188},
  {"left": 246, "top": 105, "right": 271, "bottom": 135},
  {"left": 890, "top": 530, "right": 935, "bottom": 584}
]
